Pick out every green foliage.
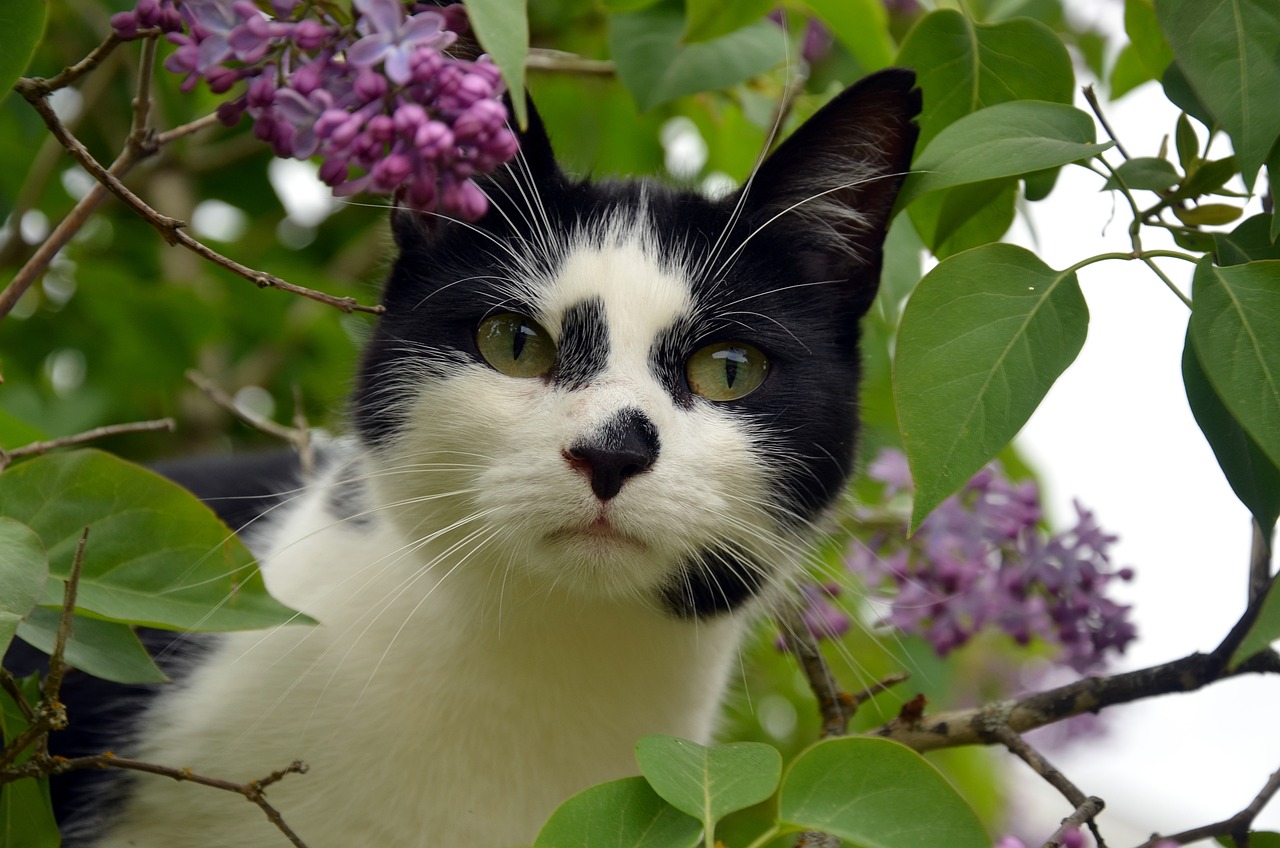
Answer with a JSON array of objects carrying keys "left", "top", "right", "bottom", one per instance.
[
  {"left": 895, "top": 244, "right": 1088, "bottom": 530},
  {"left": 0, "top": 674, "right": 58, "bottom": 848},
  {"left": 16, "top": 607, "right": 166, "bottom": 684},
  {"left": 0, "top": 0, "right": 46, "bottom": 107},
  {"left": 533, "top": 776, "right": 704, "bottom": 848},
  {"left": 0, "top": 450, "right": 305, "bottom": 631},
  {"left": 464, "top": 0, "right": 530, "bottom": 127},
  {"left": 0, "top": 518, "right": 46, "bottom": 656}
]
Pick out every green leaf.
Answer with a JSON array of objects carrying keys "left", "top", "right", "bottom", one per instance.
[
  {"left": 1155, "top": 0, "right": 1280, "bottom": 191},
  {"left": 465, "top": 0, "right": 529, "bottom": 128},
  {"left": 908, "top": 179, "right": 1017, "bottom": 258},
  {"left": 895, "top": 244, "right": 1088, "bottom": 528},
  {"left": 897, "top": 101, "right": 1113, "bottom": 209},
  {"left": 802, "top": 0, "right": 894, "bottom": 71},
  {"left": 609, "top": 6, "right": 785, "bottom": 111},
  {"left": 16, "top": 607, "right": 166, "bottom": 685},
  {"left": 1175, "top": 112, "right": 1199, "bottom": 169},
  {"left": 1231, "top": 575, "right": 1280, "bottom": 668},
  {"left": 633, "top": 735, "right": 781, "bottom": 837},
  {"left": 895, "top": 10, "right": 1074, "bottom": 151},
  {"left": 0, "top": 0, "right": 46, "bottom": 108},
  {"left": 779, "top": 737, "right": 989, "bottom": 848},
  {"left": 0, "top": 518, "right": 47, "bottom": 657},
  {"left": 683, "top": 0, "right": 774, "bottom": 43},
  {"left": 533, "top": 776, "right": 703, "bottom": 848},
  {"left": 1179, "top": 156, "right": 1239, "bottom": 199},
  {"left": 1162, "top": 61, "right": 1216, "bottom": 130},
  {"left": 1103, "top": 157, "right": 1181, "bottom": 191},
  {"left": 1189, "top": 259, "right": 1280, "bottom": 470},
  {"left": 0, "top": 674, "right": 60, "bottom": 848},
  {"left": 0, "top": 409, "right": 47, "bottom": 450},
  {"left": 1173, "top": 203, "right": 1244, "bottom": 227},
  {"left": 1108, "top": 43, "right": 1151, "bottom": 99},
  {"left": 1216, "top": 215, "right": 1280, "bottom": 266},
  {"left": 0, "top": 450, "right": 307, "bottom": 632},
  {"left": 1183, "top": 331, "right": 1280, "bottom": 539},
  {"left": 1217, "top": 833, "right": 1280, "bottom": 848},
  {"left": 1125, "top": 0, "right": 1174, "bottom": 79}
]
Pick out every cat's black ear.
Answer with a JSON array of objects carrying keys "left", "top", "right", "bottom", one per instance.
[
  {"left": 739, "top": 68, "right": 920, "bottom": 287},
  {"left": 391, "top": 93, "right": 562, "bottom": 248}
]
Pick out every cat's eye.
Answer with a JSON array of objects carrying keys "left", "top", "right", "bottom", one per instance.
[
  {"left": 477, "top": 313, "right": 557, "bottom": 378},
  {"left": 686, "top": 342, "right": 769, "bottom": 401}
]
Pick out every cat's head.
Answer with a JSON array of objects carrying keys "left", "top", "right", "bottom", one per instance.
[{"left": 353, "top": 69, "right": 919, "bottom": 617}]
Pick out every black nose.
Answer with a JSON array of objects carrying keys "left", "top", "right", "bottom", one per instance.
[{"left": 566, "top": 409, "right": 660, "bottom": 501}]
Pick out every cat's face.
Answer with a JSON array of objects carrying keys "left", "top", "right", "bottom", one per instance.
[{"left": 353, "top": 70, "right": 920, "bottom": 617}]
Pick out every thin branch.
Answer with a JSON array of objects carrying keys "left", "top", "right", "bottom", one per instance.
[
  {"left": 37, "top": 755, "right": 312, "bottom": 848},
  {"left": 0, "top": 418, "right": 175, "bottom": 471},
  {"left": 987, "top": 725, "right": 1108, "bottom": 848},
  {"left": 20, "top": 29, "right": 157, "bottom": 96},
  {"left": 12, "top": 83, "right": 383, "bottom": 316},
  {"left": 0, "top": 670, "right": 36, "bottom": 723},
  {"left": 777, "top": 602, "right": 856, "bottom": 738},
  {"left": 525, "top": 48, "right": 615, "bottom": 76},
  {"left": 186, "top": 370, "right": 313, "bottom": 465},
  {"left": 1083, "top": 85, "right": 1131, "bottom": 161},
  {"left": 1136, "top": 766, "right": 1280, "bottom": 847},
  {"left": 866, "top": 647, "right": 1280, "bottom": 752},
  {"left": 1044, "top": 797, "right": 1106, "bottom": 848}
]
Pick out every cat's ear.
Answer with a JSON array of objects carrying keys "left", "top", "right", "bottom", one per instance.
[
  {"left": 391, "top": 94, "right": 562, "bottom": 248},
  {"left": 738, "top": 68, "right": 920, "bottom": 284}
]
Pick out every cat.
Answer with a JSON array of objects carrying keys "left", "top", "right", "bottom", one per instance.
[{"left": 59, "top": 67, "right": 919, "bottom": 846}]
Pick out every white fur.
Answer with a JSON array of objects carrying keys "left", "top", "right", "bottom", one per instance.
[{"left": 97, "top": 220, "right": 804, "bottom": 847}]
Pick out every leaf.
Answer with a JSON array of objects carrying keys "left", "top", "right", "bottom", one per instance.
[
  {"left": 609, "top": 6, "right": 785, "bottom": 112},
  {"left": 0, "top": 0, "right": 46, "bottom": 108},
  {"left": 683, "top": 0, "right": 774, "bottom": 43},
  {"left": 1217, "top": 833, "right": 1280, "bottom": 848},
  {"left": 897, "top": 101, "right": 1113, "bottom": 209},
  {"left": 0, "top": 674, "right": 60, "bottom": 848},
  {"left": 1173, "top": 203, "right": 1244, "bottom": 227},
  {"left": 533, "top": 776, "right": 703, "bottom": 848},
  {"left": 895, "top": 244, "right": 1088, "bottom": 529},
  {"left": 908, "top": 179, "right": 1017, "bottom": 258},
  {"left": 1215, "top": 215, "right": 1280, "bottom": 266},
  {"left": 1175, "top": 112, "right": 1199, "bottom": 169},
  {"left": 1161, "top": 61, "right": 1216, "bottom": 130},
  {"left": 0, "top": 409, "right": 47, "bottom": 450},
  {"left": 0, "top": 450, "right": 307, "bottom": 632},
  {"left": 633, "top": 735, "right": 781, "bottom": 834},
  {"left": 1155, "top": 0, "right": 1280, "bottom": 191},
  {"left": 1109, "top": 43, "right": 1152, "bottom": 100},
  {"left": 1188, "top": 259, "right": 1280, "bottom": 470},
  {"left": 778, "top": 737, "right": 989, "bottom": 848},
  {"left": 1103, "top": 156, "right": 1181, "bottom": 191},
  {"left": 895, "top": 10, "right": 1074, "bottom": 151},
  {"left": 16, "top": 607, "right": 166, "bottom": 685},
  {"left": 465, "top": 0, "right": 529, "bottom": 128},
  {"left": 1231, "top": 575, "right": 1280, "bottom": 669},
  {"left": 1125, "top": 0, "right": 1174, "bottom": 79},
  {"left": 1183, "top": 331, "right": 1280, "bottom": 539},
  {"left": 0, "top": 518, "right": 47, "bottom": 657},
  {"left": 802, "top": 0, "right": 893, "bottom": 71}
]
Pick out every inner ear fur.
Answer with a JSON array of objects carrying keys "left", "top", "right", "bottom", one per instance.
[{"left": 741, "top": 68, "right": 921, "bottom": 274}]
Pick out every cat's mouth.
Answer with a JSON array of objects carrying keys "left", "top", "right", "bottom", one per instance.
[{"left": 545, "top": 515, "right": 649, "bottom": 552}]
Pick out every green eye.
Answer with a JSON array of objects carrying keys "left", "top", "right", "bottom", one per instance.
[
  {"left": 476, "top": 313, "right": 557, "bottom": 378},
  {"left": 686, "top": 342, "right": 769, "bottom": 401}
]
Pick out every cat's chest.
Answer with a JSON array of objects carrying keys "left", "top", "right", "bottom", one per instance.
[{"left": 102, "top": 492, "right": 743, "bottom": 847}]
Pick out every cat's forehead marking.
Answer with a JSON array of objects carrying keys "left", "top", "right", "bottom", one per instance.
[{"left": 541, "top": 227, "right": 692, "bottom": 359}]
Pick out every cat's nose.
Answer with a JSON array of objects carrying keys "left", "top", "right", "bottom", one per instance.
[{"left": 566, "top": 409, "right": 660, "bottom": 501}]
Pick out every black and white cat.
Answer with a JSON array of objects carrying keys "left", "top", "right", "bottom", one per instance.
[{"left": 77, "top": 68, "right": 919, "bottom": 846}]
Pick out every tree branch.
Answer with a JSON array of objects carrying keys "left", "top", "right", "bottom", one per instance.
[
  {"left": 1136, "top": 766, "right": 1280, "bottom": 847},
  {"left": 0, "top": 418, "right": 175, "bottom": 471}
]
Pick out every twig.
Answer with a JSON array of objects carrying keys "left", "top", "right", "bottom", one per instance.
[
  {"left": 38, "top": 755, "right": 312, "bottom": 848},
  {"left": 525, "top": 48, "right": 615, "bottom": 76},
  {"left": 1083, "top": 85, "right": 1131, "bottom": 161},
  {"left": 0, "top": 528, "right": 88, "bottom": 769},
  {"left": 186, "top": 371, "right": 313, "bottom": 465},
  {"left": 1136, "top": 766, "right": 1280, "bottom": 847},
  {"left": 866, "top": 647, "right": 1280, "bottom": 752},
  {"left": 0, "top": 670, "right": 36, "bottom": 723},
  {"left": 291, "top": 384, "right": 315, "bottom": 479},
  {"left": 12, "top": 82, "right": 383, "bottom": 316},
  {"left": 0, "top": 418, "right": 175, "bottom": 471},
  {"left": 21, "top": 29, "right": 157, "bottom": 96},
  {"left": 1044, "top": 797, "right": 1106, "bottom": 848},
  {"left": 986, "top": 724, "right": 1107, "bottom": 848},
  {"left": 777, "top": 602, "right": 855, "bottom": 738}
]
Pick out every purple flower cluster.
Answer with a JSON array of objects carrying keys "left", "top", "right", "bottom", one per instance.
[
  {"left": 111, "top": 0, "right": 518, "bottom": 220},
  {"left": 833, "top": 449, "right": 1137, "bottom": 673}
]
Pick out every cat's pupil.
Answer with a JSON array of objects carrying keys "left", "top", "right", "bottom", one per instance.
[
  {"left": 715, "top": 348, "right": 745, "bottom": 388},
  {"left": 512, "top": 324, "right": 529, "bottom": 359}
]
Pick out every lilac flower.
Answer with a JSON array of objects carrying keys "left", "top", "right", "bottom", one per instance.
[
  {"left": 797, "top": 450, "right": 1136, "bottom": 674},
  {"left": 113, "top": 0, "right": 517, "bottom": 221},
  {"left": 347, "top": 0, "right": 455, "bottom": 85}
]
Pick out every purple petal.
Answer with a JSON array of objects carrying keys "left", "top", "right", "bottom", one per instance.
[
  {"left": 353, "top": 0, "right": 403, "bottom": 35},
  {"left": 346, "top": 33, "right": 391, "bottom": 69},
  {"left": 383, "top": 47, "right": 413, "bottom": 86}
]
